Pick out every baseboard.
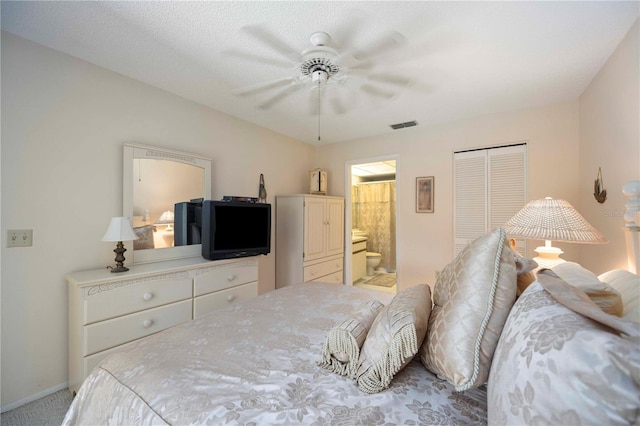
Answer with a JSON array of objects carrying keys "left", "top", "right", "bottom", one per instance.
[{"left": 1, "top": 382, "right": 69, "bottom": 413}]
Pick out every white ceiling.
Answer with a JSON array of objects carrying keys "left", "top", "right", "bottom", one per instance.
[
  {"left": 352, "top": 161, "right": 396, "bottom": 177},
  {"left": 1, "top": 1, "right": 638, "bottom": 144}
]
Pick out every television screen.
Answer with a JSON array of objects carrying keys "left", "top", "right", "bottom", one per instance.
[{"left": 201, "top": 200, "right": 271, "bottom": 260}]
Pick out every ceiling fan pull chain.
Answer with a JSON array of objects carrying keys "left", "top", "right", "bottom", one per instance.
[{"left": 318, "top": 80, "right": 322, "bottom": 142}]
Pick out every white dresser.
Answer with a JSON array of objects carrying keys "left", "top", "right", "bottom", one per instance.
[
  {"left": 67, "top": 256, "right": 258, "bottom": 394},
  {"left": 276, "top": 195, "right": 344, "bottom": 288}
]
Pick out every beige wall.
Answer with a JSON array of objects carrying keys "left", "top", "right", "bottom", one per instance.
[
  {"left": 315, "top": 101, "right": 581, "bottom": 290},
  {"left": 1, "top": 33, "right": 314, "bottom": 408},
  {"left": 578, "top": 20, "right": 640, "bottom": 274}
]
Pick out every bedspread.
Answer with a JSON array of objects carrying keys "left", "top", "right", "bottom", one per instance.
[{"left": 63, "top": 283, "right": 487, "bottom": 425}]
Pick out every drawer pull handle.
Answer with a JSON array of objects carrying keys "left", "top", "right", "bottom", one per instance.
[
  {"left": 227, "top": 295, "right": 236, "bottom": 302},
  {"left": 227, "top": 274, "right": 236, "bottom": 281},
  {"left": 143, "top": 293, "right": 153, "bottom": 301},
  {"left": 143, "top": 319, "right": 153, "bottom": 328}
]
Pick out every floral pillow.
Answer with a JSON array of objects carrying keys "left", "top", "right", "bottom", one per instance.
[{"left": 488, "top": 281, "right": 640, "bottom": 425}]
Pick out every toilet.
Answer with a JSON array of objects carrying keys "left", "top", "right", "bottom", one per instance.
[{"left": 366, "top": 252, "right": 382, "bottom": 276}]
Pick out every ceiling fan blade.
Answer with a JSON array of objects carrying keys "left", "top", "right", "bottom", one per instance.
[
  {"left": 308, "top": 89, "right": 320, "bottom": 116},
  {"left": 330, "top": 9, "right": 366, "bottom": 50},
  {"left": 232, "top": 77, "right": 297, "bottom": 97},
  {"left": 257, "top": 84, "right": 303, "bottom": 109},
  {"left": 222, "top": 50, "right": 295, "bottom": 69},
  {"left": 366, "top": 73, "right": 412, "bottom": 87},
  {"left": 241, "top": 24, "right": 301, "bottom": 63},
  {"left": 352, "top": 30, "right": 407, "bottom": 62},
  {"left": 329, "top": 95, "right": 348, "bottom": 115},
  {"left": 360, "top": 84, "right": 396, "bottom": 100}
]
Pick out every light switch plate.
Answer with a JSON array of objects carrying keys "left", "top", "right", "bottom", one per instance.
[{"left": 7, "top": 229, "right": 33, "bottom": 247}]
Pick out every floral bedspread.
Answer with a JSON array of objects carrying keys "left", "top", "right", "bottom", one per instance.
[{"left": 63, "top": 283, "right": 487, "bottom": 425}]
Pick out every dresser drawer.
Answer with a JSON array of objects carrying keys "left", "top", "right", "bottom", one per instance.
[
  {"left": 85, "top": 277, "right": 192, "bottom": 324},
  {"left": 309, "top": 270, "right": 343, "bottom": 284},
  {"left": 84, "top": 345, "right": 121, "bottom": 376},
  {"left": 304, "top": 258, "right": 343, "bottom": 282},
  {"left": 84, "top": 300, "right": 192, "bottom": 356},
  {"left": 352, "top": 240, "right": 367, "bottom": 253},
  {"left": 193, "top": 281, "right": 258, "bottom": 318},
  {"left": 194, "top": 263, "right": 258, "bottom": 297}
]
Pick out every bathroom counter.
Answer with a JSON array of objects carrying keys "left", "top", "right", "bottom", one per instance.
[{"left": 352, "top": 236, "right": 367, "bottom": 244}]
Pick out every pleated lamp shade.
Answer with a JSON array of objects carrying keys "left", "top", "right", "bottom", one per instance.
[{"left": 503, "top": 197, "right": 607, "bottom": 268}]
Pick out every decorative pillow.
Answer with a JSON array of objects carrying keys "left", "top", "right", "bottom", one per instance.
[
  {"left": 356, "top": 284, "right": 431, "bottom": 393},
  {"left": 488, "top": 281, "right": 640, "bottom": 425},
  {"left": 552, "top": 262, "right": 623, "bottom": 317},
  {"left": 319, "top": 299, "right": 384, "bottom": 378},
  {"left": 133, "top": 225, "right": 155, "bottom": 250},
  {"left": 537, "top": 269, "right": 638, "bottom": 337},
  {"left": 420, "top": 227, "right": 517, "bottom": 391},
  {"left": 598, "top": 269, "right": 640, "bottom": 322},
  {"left": 507, "top": 239, "right": 538, "bottom": 296}
]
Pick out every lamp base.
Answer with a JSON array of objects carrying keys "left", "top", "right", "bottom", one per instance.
[
  {"left": 533, "top": 241, "right": 565, "bottom": 270},
  {"left": 110, "top": 265, "right": 130, "bottom": 273},
  {"left": 110, "top": 241, "right": 130, "bottom": 273}
]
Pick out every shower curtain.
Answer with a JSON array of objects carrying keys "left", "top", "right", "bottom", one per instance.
[{"left": 355, "top": 181, "right": 397, "bottom": 272}]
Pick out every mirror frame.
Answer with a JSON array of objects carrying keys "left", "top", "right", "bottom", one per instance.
[{"left": 123, "top": 142, "right": 212, "bottom": 264}]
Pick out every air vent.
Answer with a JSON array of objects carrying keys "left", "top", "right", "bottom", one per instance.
[{"left": 390, "top": 120, "right": 418, "bottom": 130}]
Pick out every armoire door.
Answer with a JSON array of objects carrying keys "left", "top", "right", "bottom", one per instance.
[
  {"left": 304, "top": 197, "right": 327, "bottom": 261},
  {"left": 325, "top": 198, "right": 345, "bottom": 257}
]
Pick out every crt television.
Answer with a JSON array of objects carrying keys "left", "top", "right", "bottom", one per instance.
[
  {"left": 174, "top": 199, "right": 203, "bottom": 246},
  {"left": 201, "top": 200, "right": 271, "bottom": 260}
]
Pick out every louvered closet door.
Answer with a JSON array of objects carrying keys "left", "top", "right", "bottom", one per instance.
[
  {"left": 454, "top": 151, "right": 487, "bottom": 255},
  {"left": 488, "top": 145, "right": 527, "bottom": 254},
  {"left": 454, "top": 144, "right": 527, "bottom": 256}
]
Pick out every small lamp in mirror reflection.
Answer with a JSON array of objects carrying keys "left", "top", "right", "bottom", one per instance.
[
  {"left": 156, "top": 210, "right": 175, "bottom": 231},
  {"left": 102, "top": 217, "right": 138, "bottom": 273},
  {"left": 503, "top": 197, "right": 608, "bottom": 269}
]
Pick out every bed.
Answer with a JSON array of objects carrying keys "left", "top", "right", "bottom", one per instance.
[{"left": 62, "top": 282, "right": 487, "bottom": 425}]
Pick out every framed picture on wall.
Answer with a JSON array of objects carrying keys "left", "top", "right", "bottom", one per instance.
[{"left": 416, "top": 176, "right": 434, "bottom": 213}]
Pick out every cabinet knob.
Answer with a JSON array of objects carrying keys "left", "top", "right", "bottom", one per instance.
[
  {"left": 227, "top": 274, "right": 236, "bottom": 281},
  {"left": 227, "top": 294, "right": 236, "bottom": 302},
  {"left": 143, "top": 293, "right": 153, "bottom": 301},
  {"left": 143, "top": 319, "right": 153, "bottom": 328}
]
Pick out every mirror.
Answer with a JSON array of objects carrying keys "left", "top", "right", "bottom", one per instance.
[{"left": 123, "top": 143, "right": 211, "bottom": 264}]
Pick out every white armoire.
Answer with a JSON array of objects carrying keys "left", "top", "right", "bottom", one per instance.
[{"left": 276, "top": 195, "right": 345, "bottom": 288}]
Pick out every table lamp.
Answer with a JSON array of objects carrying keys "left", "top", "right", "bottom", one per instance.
[
  {"left": 102, "top": 217, "right": 138, "bottom": 273},
  {"left": 503, "top": 197, "right": 607, "bottom": 269}
]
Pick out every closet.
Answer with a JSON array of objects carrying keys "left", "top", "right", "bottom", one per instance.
[
  {"left": 276, "top": 195, "right": 345, "bottom": 287},
  {"left": 454, "top": 144, "right": 527, "bottom": 255}
]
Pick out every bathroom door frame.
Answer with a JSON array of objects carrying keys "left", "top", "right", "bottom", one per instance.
[{"left": 344, "top": 154, "right": 400, "bottom": 287}]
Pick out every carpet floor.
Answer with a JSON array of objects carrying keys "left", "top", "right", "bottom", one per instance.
[{"left": 1, "top": 389, "right": 73, "bottom": 426}]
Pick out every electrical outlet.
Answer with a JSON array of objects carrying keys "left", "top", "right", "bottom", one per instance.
[{"left": 7, "top": 229, "right": 33, "bottom": 247}]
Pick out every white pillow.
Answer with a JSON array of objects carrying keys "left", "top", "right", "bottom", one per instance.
[
  {"left": 599, "top": 269, "right": 640, "bottom": 322},
  {"left": 552, "top": 262, "right": 623, "bottom": 316}
]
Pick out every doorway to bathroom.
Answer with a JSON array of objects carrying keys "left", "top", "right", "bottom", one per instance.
[{"left": 347, "top": 158, "right": 397, "bottom": 294}]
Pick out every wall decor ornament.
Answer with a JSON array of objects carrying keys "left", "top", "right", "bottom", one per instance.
[
  {"left": 593, "top": 167, "right": 607, "bottom": 204},
  {"left": 416, "top": 176, "right": 434, "bottom": 213},
  {"left": 258, "top": 174, "right": 267, "bottom": 203}
]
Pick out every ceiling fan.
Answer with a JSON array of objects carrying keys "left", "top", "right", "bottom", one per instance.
[{"left": 226, "top": 24, "right": 413, "bottom": 115}]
